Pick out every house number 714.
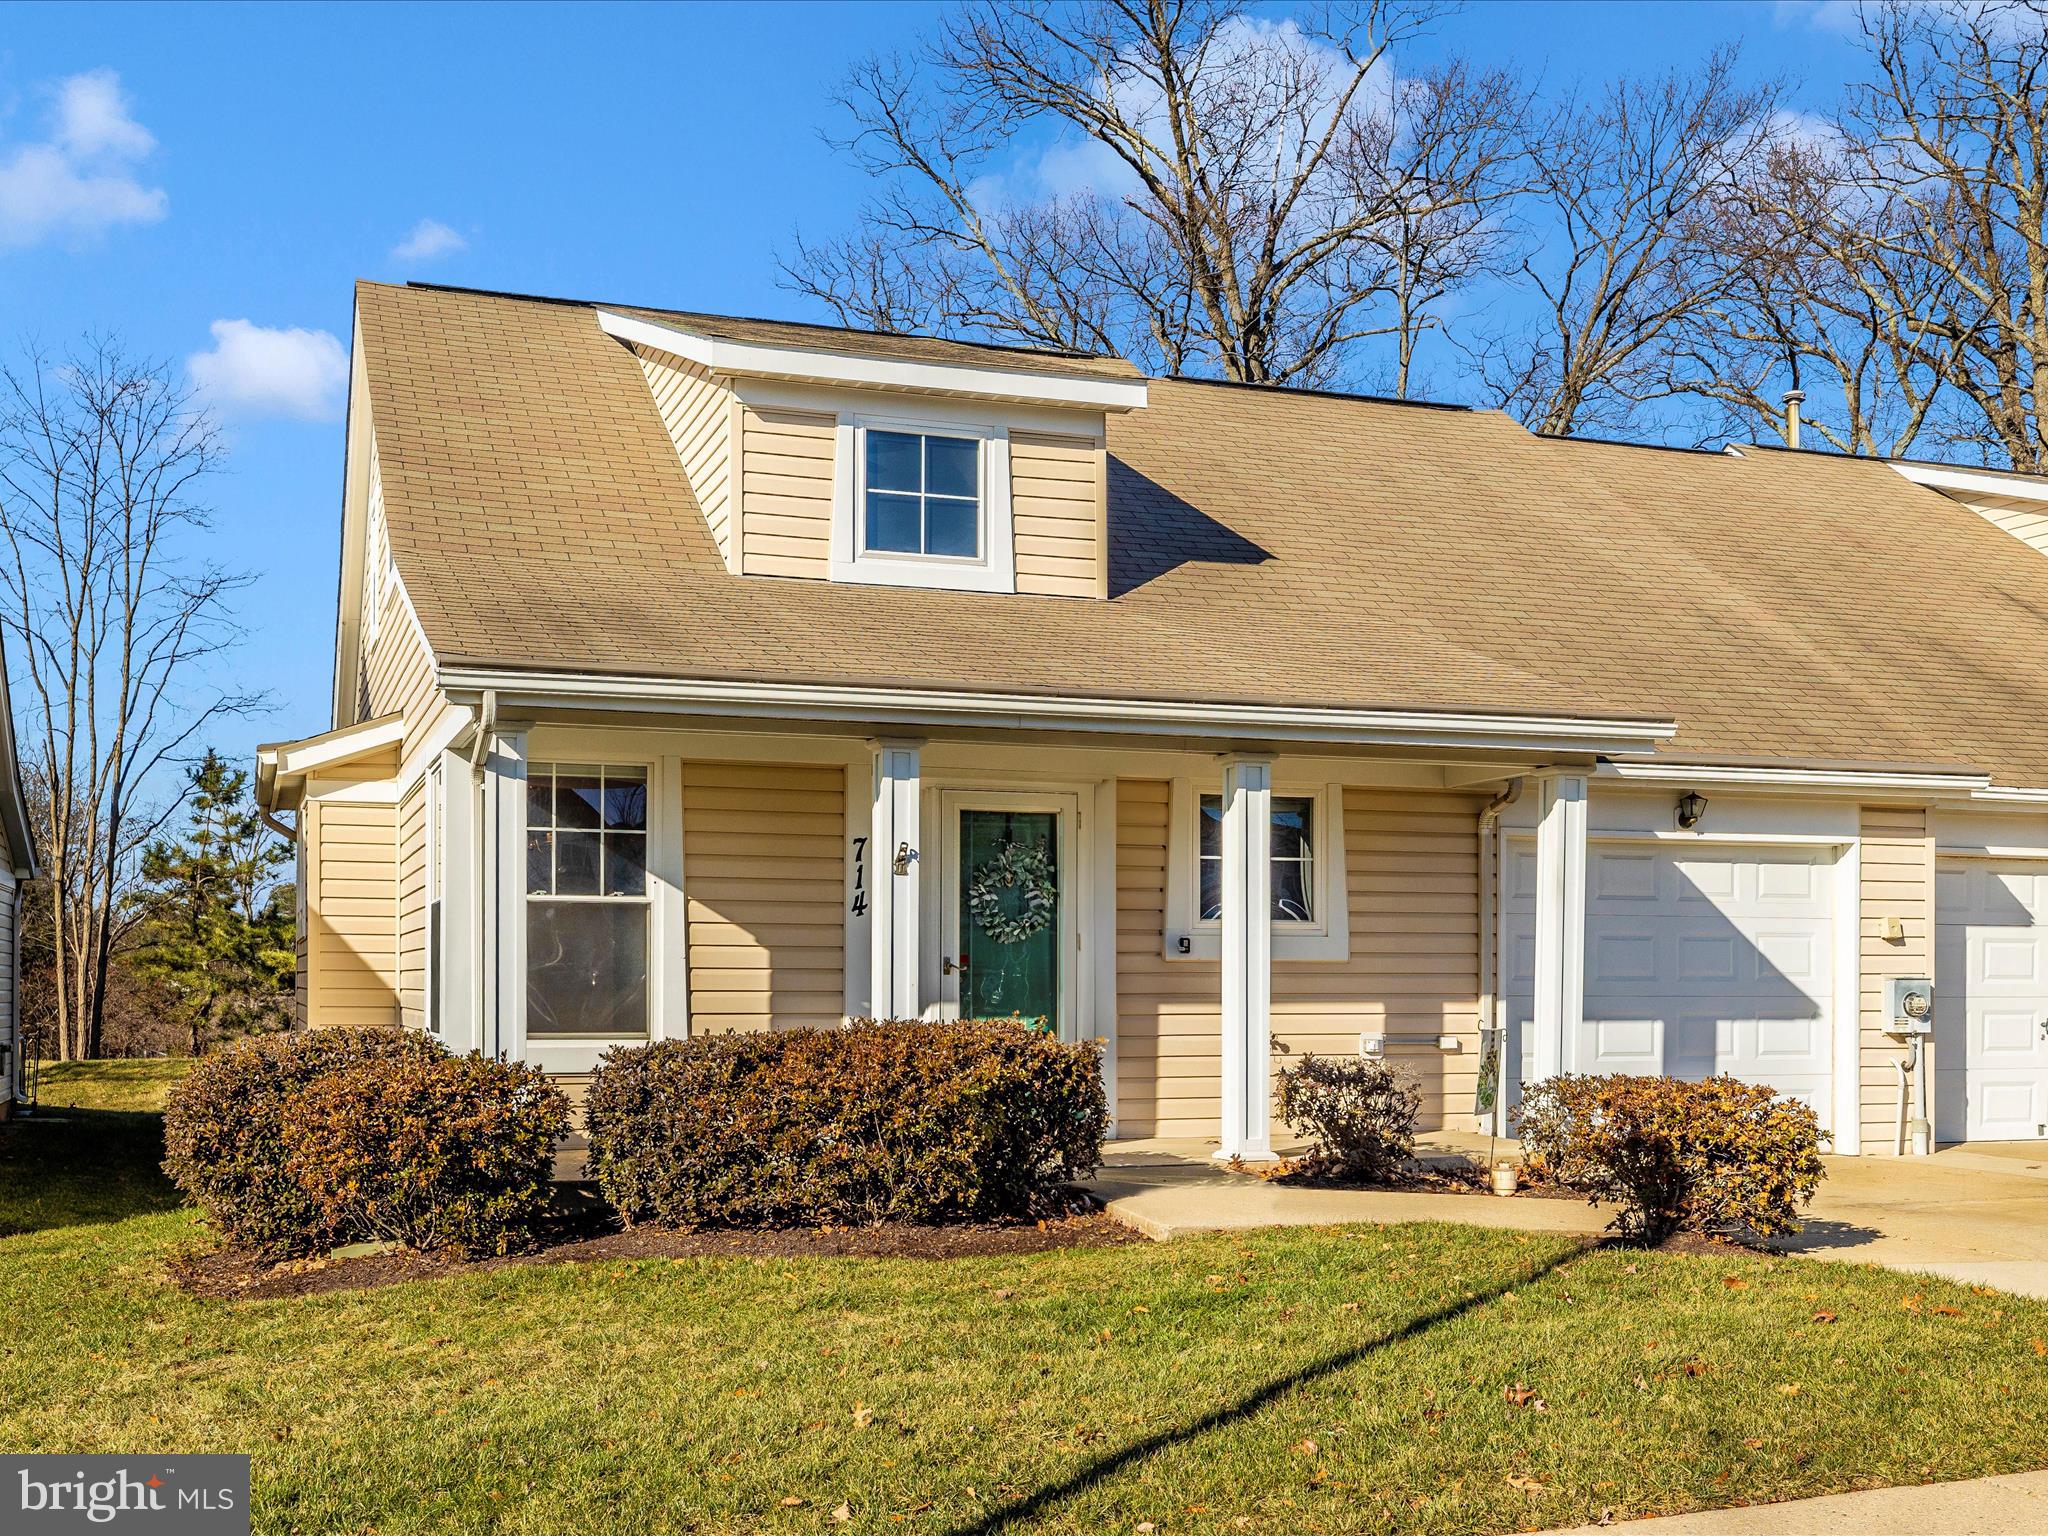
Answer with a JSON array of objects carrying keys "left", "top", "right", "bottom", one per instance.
[{"left": 849, "top": 836, "right": 867, "bottom": 916}]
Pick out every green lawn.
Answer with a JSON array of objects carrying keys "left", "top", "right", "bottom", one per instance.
[
  {"left": 5, "top": 1066, "right": 2048, "bottom": 1534},
  {"left": 30, "top": 1056, "right": 193, "bottom": 1112}
]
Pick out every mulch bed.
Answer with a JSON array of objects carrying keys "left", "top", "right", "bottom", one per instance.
[{"left": 170, "top": 1198, "right": 1144, "bottom": 1301}]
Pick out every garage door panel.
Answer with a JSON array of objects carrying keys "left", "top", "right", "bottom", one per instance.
[
  {"left": 1592, "top": 851, "right": 1658, "bottom": 903},
  {"left": 1936, "top": 857, "right": 2048, "bottom": 1142},
  {"left": 1589, "top": 930, "right": 1658, "bottom": 983}
]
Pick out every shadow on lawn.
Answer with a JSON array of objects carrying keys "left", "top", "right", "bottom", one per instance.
[
  {"left": 948, "top": 1245, "right": 1584, "bottom": 1536},
  {"left": 0, "top": 1106, "right": 184, "bottom": 1237}
]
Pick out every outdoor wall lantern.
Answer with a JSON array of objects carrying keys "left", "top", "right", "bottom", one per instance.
[{"left": 1675, "top": 790, "right": 1708, "bottom": 830}]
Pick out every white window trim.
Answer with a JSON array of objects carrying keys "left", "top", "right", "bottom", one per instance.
[
  {"left": 829, "top": 407, "right": 1017, "bottom": 594},
  {"left": 1163, "top": 776, "right": 1350, "bottom": 961},
  {"left": 522, "top": 759, "right": 659, "bottom": 1048}
]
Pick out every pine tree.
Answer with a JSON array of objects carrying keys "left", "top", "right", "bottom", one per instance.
[{"left": 127, "top": 750, "right": 295, "bottom": 1055}]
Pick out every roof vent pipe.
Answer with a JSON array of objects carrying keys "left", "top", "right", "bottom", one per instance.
[{"left": 1783, "top": 389, "right": 1806, "bottom": 450}]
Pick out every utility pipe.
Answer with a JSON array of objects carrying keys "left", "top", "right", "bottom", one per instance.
[{"left": 1894, "top": 1056, "right": 1911, "bottom": 1157}]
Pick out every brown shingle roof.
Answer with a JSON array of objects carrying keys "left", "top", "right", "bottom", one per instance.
[{"left": 355, "top": 280, "right": 2048, "bottom": 787}]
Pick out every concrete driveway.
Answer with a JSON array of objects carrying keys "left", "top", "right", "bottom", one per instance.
[{"left": 1771, "top": 1143, "right": 2048, "bottom": 1298}]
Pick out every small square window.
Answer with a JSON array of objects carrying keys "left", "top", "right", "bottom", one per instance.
[
  {"left": 860, "top": 428, "right": 982, "bottom": 561},
  {"left": 1199, "top": 793, "right": 1315, "bottom": 923}
]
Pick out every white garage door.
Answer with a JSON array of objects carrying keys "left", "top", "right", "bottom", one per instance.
[
  {"left": 1506, "top": 842, "right": 1836, "bottom": 1126},
  {"left": 1936, "top": 861, "right": 2048, "bottom": 1142}
]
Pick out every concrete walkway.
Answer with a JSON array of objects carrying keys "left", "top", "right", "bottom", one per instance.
[
  {"left": 1089, "top": 1136, "right": 1609, "bottom": 1242},
  {"left": 1542, "top": 1470, "right": 2048, "bottom": 1535},
  {"left": 1089, "top": 1136, "right": 2048, "bottom": 1298}
]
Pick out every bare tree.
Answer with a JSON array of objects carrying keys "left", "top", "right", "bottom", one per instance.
[
  {"left": 785, "top": 0, "right": 1525, "bottom": 389},
  {"left": 1827, "top": 0, "right": 2048, "bottom": 468},
  {"left": 1465, "top": 46, "right": 1784, "bottom": 437},
  {"left": 0, "top": 340, "right": 257, "bottom": 1061},
  {"left": 1675, "top": 134, "right": 1964, "bottom": 455}
]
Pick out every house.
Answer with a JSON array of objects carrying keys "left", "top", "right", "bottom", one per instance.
[
  {"left": 0, "top": 637, "right": 38, "bottom": 1117},
  {"left": 255, "top": 279, "right": 2048, "bottom": 1157}
]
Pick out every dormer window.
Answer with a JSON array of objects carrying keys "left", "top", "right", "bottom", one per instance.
[
  {"left": 830, "top": 410, "right": 1017, "bottom": 593},
  {"left": 864, "top": 429, "right": 981, "bottom": 560}
]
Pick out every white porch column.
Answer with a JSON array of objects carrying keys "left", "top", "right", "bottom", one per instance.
[
  {"left": 869, "top": 739, "right": 924, "bottom": 1020},
  {"left": 1217, "top": 754, "right": 1275, "bottom": 1161},
  {"left": 1530, "top": 772, "right": 1589, "bottom": 1083},
  {"left": 477, "top": 724, "right": 530, "bottom": 1061}
]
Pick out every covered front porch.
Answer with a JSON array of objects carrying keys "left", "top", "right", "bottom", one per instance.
[{"left": 419, "top": 675, "right": 1667, "bottom": 1150}]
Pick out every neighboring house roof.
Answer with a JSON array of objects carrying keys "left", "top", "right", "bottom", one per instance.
[
  {"left": 353, "top": 280, "right": 2048, "bottom": 789},
  {"left": 0, "top": 632, "right": 37, "bottom": 880}
]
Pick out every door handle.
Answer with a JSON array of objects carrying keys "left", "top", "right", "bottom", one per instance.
[{"left": 944, "top": 955, "right": 968, "bottom": 975}]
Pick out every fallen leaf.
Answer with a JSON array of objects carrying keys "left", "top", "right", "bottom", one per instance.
[
  {"left": 852, "top": 1403, "right": 874, "bottom": 1429},
  {"left": 1505, "top": 1472, "right": 1554, "bottom": 1493},
  {"left": 1812, "top": 1311, "right": 1837, "bottom": 1324},
  {"left": 1743, "top": 1438, "right": 1765, "bottom": 1449},
  {"left": 1777, "top": 1383, "right": 1802, "bottom": 1396},
  {"left": 780, "top": 1496, "right": 806, "bottom": 1507},
  {"left": 1132, "top": 1305, "right": 1150, "bottom": 1314},
  {"left": 1902, "top": 1295, "right": 1924, "bottom": 1314},
  {"left": 1293, "top": 1438, "right": 1320, "bottom": 1456},
  {"left": 2034, "top": 1338, "right": 2047, "bottom": 1357},
  {"left": 1722, "top": 1276, "right": 1749, "bottom": 1290},
  {"left": 1137, "top": 1525, "right": 1156, "bottom": 1534},
  {"left": 1503, "top": 1384, "right": 1548, "bottom": 1411},
  {"left": 832, "top": 1504, "right": 853, "bottom": 1524},
  {"left": 1933, "top": 1305, "right": 1964, "bottom": 1317}
]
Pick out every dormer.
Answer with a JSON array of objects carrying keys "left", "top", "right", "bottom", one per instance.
[{"left": 598, "top": 308, "right": 1147, "bottom": 598}]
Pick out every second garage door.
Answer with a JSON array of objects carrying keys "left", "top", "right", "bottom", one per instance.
[{"left": 1507, "top": 842, "right": 1837, "bottom": 1126}]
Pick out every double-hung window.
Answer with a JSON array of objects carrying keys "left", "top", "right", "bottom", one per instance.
[
  {"left": 1199, "top": 794, "right": 1317, "bottom": 923},
  {"left": 862, "top": 428, "right": 982, "bottom": 560},
  {"left": 831, "top": 414, "right": 1016, "bottom": 593},
  {"left": 525, "top": 763, "right": 650, "bottom": 1038}
]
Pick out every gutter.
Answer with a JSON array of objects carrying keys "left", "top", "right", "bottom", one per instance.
[{"left": 437, "top": 667, "right": 1679, "bottom": 757}]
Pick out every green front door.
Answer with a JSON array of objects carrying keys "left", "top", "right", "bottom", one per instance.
[{"left": 958, "top": 809, "right": 1060, "bottom": 1029}]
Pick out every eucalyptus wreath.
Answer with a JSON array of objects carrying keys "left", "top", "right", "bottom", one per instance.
[{"left": 966, "top": 839, "right": 1056, "bottom": 944}]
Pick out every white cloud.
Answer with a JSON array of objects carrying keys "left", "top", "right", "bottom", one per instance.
[
  {"left": 391, "top": 217, "right": 466, "bottom": 262},
  {"left": 1773, "top": 0, "right": 1862, "bottom": 36},
  {"left": 188, "top": 319, "right": 348, "bottom": 422},
  {"left": 0, "top": 68, "right": 166, "bottom": 249}
]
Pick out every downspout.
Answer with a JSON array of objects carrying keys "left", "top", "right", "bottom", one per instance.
[
  {"left": 1476, "top": 777, "right": 1525, "bottom": 1139},
  {"left": 470, "top": 690, "right": 497, "bottom": 1058}
]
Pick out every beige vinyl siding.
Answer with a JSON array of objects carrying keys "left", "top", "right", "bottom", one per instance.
[
  {"left": 633, "top": 344, "right": 736, "bottom": 566},
  {"left": 1272, "top": 790, "right": 1485, "bottom": 1130},
  {"left": 1859, "top": 805, "right": 1936, "bottom": 1152},
  {"left": 1115, "top": 780, "right": 1220, "bottom": 1137},
  {"left": 396, "top": 779, "right": 428, "bottom": 1031},
  {"left": 1011, "top": 431, "right": 1104, "bottom": 598},
  {"left": 304, "top": 770, "right": 401, "bottom": 1029},
  {"left": 1114, "top": 781, "right": 1484, "bottom": 1138},
  {"left": 357, "top": 442, "right": 439, "bottom": 739},
  {"left": 682, "top": 761, "right": 845, "bottom": 1033},
  {"left": 739, "top": 405, "right": 834, "bottom": 579}
]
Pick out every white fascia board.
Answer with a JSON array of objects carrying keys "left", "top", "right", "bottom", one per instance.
[
  {"left": 1599, "top": 758, "right": 1991, "bottom": 794},
  {"left": 263, "top": 713, "right": 408, "bottom": 779},
  {"left": 1890, "top": 460, "right": 2048, "bottom": 504},
  {"left": 438, "top": 667, "right": 1677, "bottom": 755},
  {"left": 595, "top": 309, "right": 1149, "bottom": 414}
]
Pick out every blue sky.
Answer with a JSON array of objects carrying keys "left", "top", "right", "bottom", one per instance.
[{"left": 0, "top": 0, "right": 1869, "bottom": 782}]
